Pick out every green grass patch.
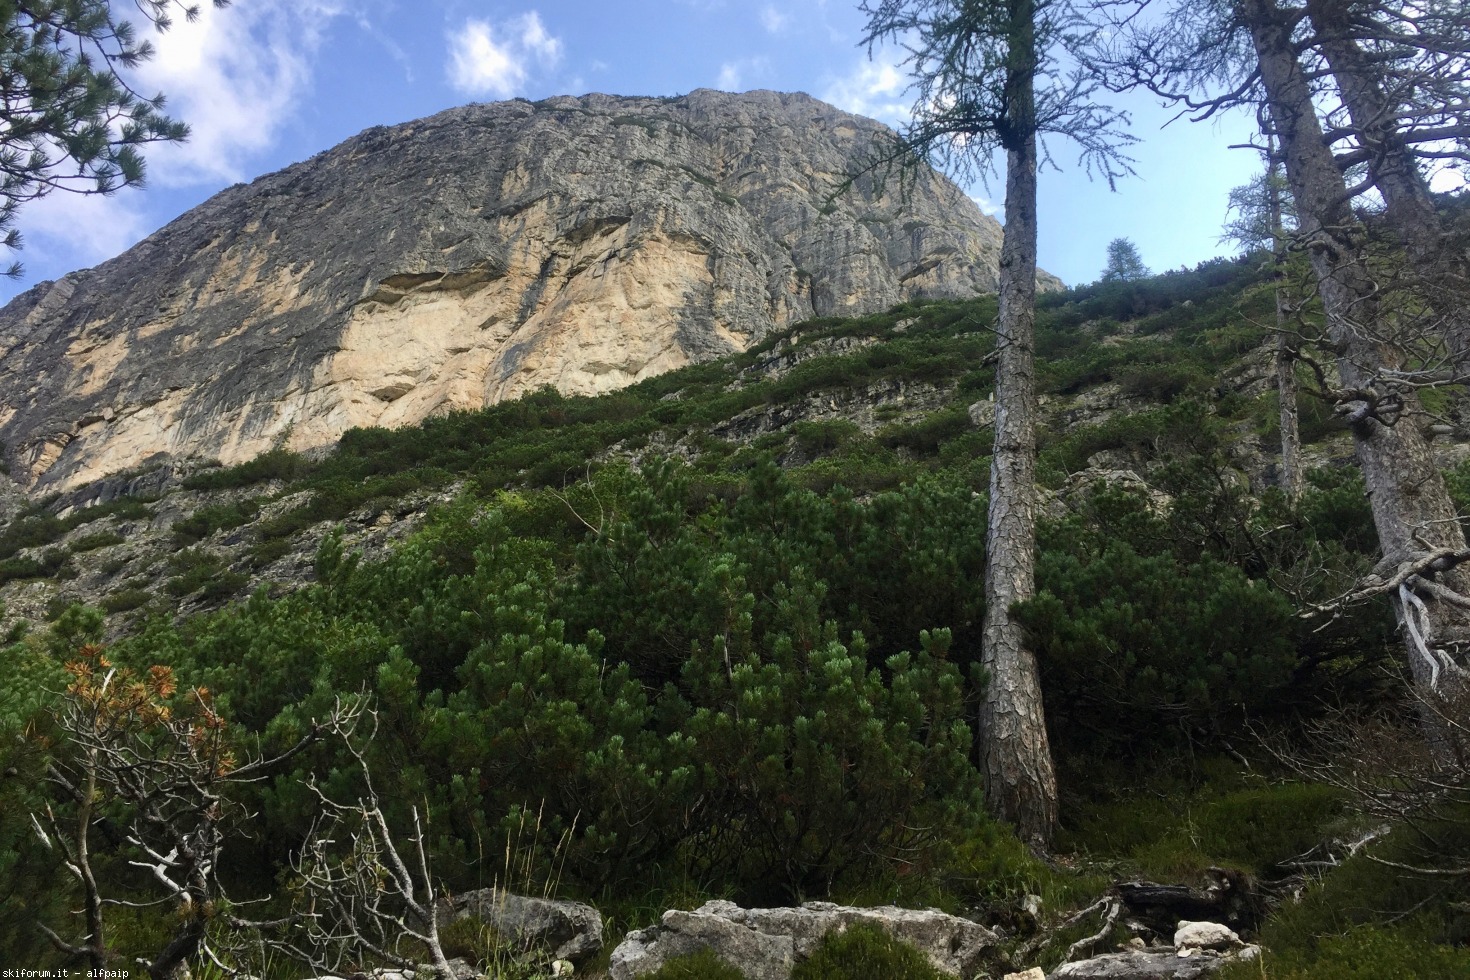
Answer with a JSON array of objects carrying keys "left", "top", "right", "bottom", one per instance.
[
  {"left": 1218, "top": 925, "right": 1470, "bottom": 980},
  {"left": 1062, "top": 771, "right": 1346, "bottom": 882},
  {"left": 791, "top": 924, "right": 946, "bottom": 980}
]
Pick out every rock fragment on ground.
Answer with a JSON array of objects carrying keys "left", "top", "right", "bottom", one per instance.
[
  {"left": 607, "top": 899, "right": 998, "bottom": 979},
  {"left": 439, "top": 887, "right": 604, "bottom": 964}
]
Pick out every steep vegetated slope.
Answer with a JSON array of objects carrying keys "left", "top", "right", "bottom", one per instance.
[
  {"left": 4, "top": 259, "right": 1470, "bottom": 977},
  {"left": 0, "top": 90, "right": 1031, "bottom": 494},
  {"left": 0, "top": 255, "right": 1309, "bottom": 625}
]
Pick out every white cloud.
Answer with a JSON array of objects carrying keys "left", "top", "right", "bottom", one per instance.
[
  {"left": 449, "top": 21, "right": 524, "bottom": 96},
  {"left": 760, "top": 5, "right": 789, "bottom": 33},
  {"left": 447, "top": 11, "right": 563, "bottom": 98},
  {"left": 716, "top": 57, "right": 771, "bottom": 93},
  {"left": 134, "top": 0, "right": 348, "bottom": 186},
  {"left": 1429, "top": 165, "right": 1466, "bottom": 195},
  {"left": 7, "top": 0, "right": 349, "bottom": 278},
  {"left": 352, "top": 7, "right": 414, "bottom": 83},
  {"left": 718, "top": 62, "right": 743, "bottom": 91},
  {"left": 19, "top": 191, "right": 155, "bottom": 272},
  {"left": 517, "top": 11, "right": 563, "bottom": 63},
  {"left": 820, "top": 48, "right": 912, "bottom": 124},
  {"left": 970, "top": 194, "right": 1003, "bottom": 219}
]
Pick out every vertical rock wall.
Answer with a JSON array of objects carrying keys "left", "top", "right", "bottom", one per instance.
[{"left": 0, "top": 89, "right": 1020, "bottom": 492}]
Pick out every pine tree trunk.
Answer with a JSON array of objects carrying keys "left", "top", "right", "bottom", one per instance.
[
  {"left": 1274, "top": 299, "right": 1302, "bottom": 500},
  {"left": 1268, "top": 144, "right": 1303, "bottom": 501},
  {"left": 980, "top": 0, "right": 1058, "bottom": 849},
  {"left": 1243, "top": 0, "right": 1470, "bottom": 758}
]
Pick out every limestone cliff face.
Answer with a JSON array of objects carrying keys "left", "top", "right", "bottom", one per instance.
[{"left": 0, "top": 89, "right": 1019, "bottom": 491}]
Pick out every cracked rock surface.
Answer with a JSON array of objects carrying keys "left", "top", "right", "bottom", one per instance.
[
  {"left": 607, "top": 899, "right": 999, "bottom": 980},
  {"left": 0, "top": 89, "right": 1024, "bottom": 492}
]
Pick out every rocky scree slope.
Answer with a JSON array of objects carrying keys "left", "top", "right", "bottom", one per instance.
[{"left": 0, "top": 89, "right": 1025, "bottom": 494}]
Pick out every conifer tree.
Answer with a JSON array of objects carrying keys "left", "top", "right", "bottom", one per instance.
[
  {"left": 859, "top": 0, "right": 1133, "bottom": 848},
  {"left": 1224, "top": 135, "right": 1303, "bottom": 499},
  {"left": 0, "top": 0, "right": 227, "bottom": 275},
  {"left": 1100, "top": 237, "right": 1149, "bottom": 281},
  {"left": 1301, "top": 0, "right": 1470, "bottom": 377},
  {"left": 1089, "top": 0, "right": 1470, "bottom": 757}
]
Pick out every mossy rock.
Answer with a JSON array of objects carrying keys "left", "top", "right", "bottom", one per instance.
[
  {"left": 791, "top": 923, "right": 948, "bottom": 980},
  {"left": 642, "top": 947, "right": 748, "bottom": 979}
]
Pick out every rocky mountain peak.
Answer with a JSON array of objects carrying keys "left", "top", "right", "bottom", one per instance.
[{"left": 0, "top": 89, "right": 1027, "bottom": 492}]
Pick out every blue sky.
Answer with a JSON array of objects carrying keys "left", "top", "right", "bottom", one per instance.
[{"left": 1, "top": 0, "right": 1275, "bottom": 303}]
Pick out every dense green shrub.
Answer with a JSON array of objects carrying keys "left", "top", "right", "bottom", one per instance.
[
  {"left": 69, "top": 529, "right": 126, "bottom": 552},
  {"left": 99, "top": 461, "right": 1001, "bottom": 905},
  {"left": 1037, "top": 406, "right": 1177, "bottom": 481},
  {"left": 0, "top": 511, "right": 67, "bottom": 558},
  {"left": 791, "top": 419, "right": 862, "bottom": 457},
  {"left": 102, "top": 588, "right": 154, "bottom": 614},
  {"left": 163, "top": 548, "right": 246, "bottom": 599},
  {"left": 880, "top": 406, "right": 973, "bottom": 457},
  {"left": 182, "top": 448, "right": 310, "bottom": 490},
  {"left": 1116, "top": 360, "right": 1209, "bottom": 401},
  {"left": 0, "top": 554, "right": 53, "bottom": 583},
  {"left": 1024, "top": 484, "right": 1305, "bottom": 759},
  {"left": 246, "top": 537, "right": 293, "bottom": 567},
  {"left": 171, "top": 498, "right": 262, "bottom": 545},
  {"left": 0, "top": 633, "right": 71, "bottom": 963}
]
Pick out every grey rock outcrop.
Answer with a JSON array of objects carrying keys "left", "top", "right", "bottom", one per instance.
[
  {"left": 362, "top": 960, "right": 478, "bottom": 980},
  {"left": 1050, "top": 919, "right": 1259, "bottom": 980},
  {"left": 1050, "top": 949, "right": 1237, "bottom": 979},
  {"left": 0, "top": 89, "right": 1029, "bottom": 493},
  {"left": 607, "top": 900, "right": 998, "bottom": 980},
  {"left": 439, "top": 887, "right": 603, "bottom": 964},
  {"left": 1172, "top": 921, "right": 1240, "bottom": 953}
]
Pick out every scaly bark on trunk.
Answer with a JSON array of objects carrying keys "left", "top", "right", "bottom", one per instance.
[
  {"left": 980, "top": 0, "right": 1059, "bottom": 849},
  {"left": 1241, "top": 0, "right": 1470, "bottom": 761},
  {"left": 1267, "top": 140, "right": 1303, "bottom": 501}
]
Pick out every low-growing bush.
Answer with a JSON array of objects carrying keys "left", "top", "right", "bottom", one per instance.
[
  {"left": 171, "top": 498, "right": 262, "bottom": 546},
  {"left": 102, "top": 588, "right": 153, "bottom": 615},
  {"left": 0, "top": 512, "right": 67, "bottom": 559},
  {"left": 1117, "top": 361, "right": 1209, "bottom": 401},
  {"left": 164, "top": 548, "right": 230, "bottom": 597},
  {"left": 182, "top": 448, "right": 310, "bottom": 490},
  {"left": 246, "top": 537, "right": 293, "bottom": 568},
  {"left": 69, "top": 530, "right": 126, "bottom": 552},
  {"left": 791, "top": 419, "right": 862, "bottom": 457},
  {"left": 197, "top": 571, "right": 249, "bottom": 602},
  {"left": 0, "top": 549, "right": 67, "bottom": 584},
  {"left": 879, "top": 407, "right": 973, "bottom": 457}
]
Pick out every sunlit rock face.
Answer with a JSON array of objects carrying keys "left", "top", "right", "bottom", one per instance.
[{"left": 0, "top": 89, "right": 1021, "bottom": 491}]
